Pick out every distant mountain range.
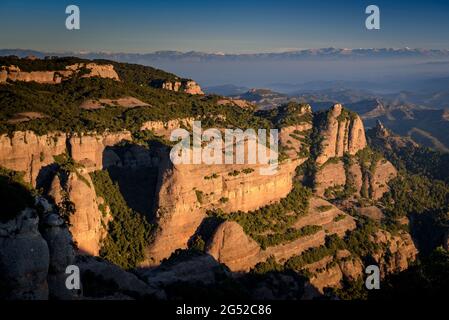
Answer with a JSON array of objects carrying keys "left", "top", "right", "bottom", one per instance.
[
  {"left": 3, "top": 48, "right": 449, "bottom": 91},
  {"left": 3, "top": 48, "right": 449, "bottom": 62}
]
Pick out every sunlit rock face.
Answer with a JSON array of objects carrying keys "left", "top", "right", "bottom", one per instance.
[{"left": 316, "top": 104, "right": 367, "bottom": 166}]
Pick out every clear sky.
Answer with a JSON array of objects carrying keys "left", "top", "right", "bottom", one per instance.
[{"left": 1, "top": 0, "right": 449, "bottom": 53}]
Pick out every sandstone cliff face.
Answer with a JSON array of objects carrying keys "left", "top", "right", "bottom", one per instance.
[
  {"left": 48, "top": 170, "right": 106, "bottom": 256},
  {"left": 146, "top": 156, "right": 301, "bottom": 265},
  {"left": 0, "top": 129, "right": 137, "bottom": 258},
  {"left": 311, "top": 105, "right": 395, "bottom": 201},
  {"left": 316, "top": 104, "right": 367, "bottom": 165},
  {"left": 0, "top": 130, "right": 132, "bottom": 187},
  {"left": 0, "top": 65, "right": 63, "bottom": 84},
  {"left": 0, "top": 63, "right": 119, "bottom": 84},
  {"left": 0, "top": 131, "right": 67, "bottom": 186}
]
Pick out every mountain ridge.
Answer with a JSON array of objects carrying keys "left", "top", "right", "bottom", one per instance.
[{"left": 4, "top": 48, "right": 449, "bottom": 62}]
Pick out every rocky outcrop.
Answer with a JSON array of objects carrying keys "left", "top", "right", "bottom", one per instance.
[
  {"left": 0, "top": 65, "right": 65, "bottom": 84},
  {"left": 314, "top": 156, "right": 396, "bottom": 200},
  {"left": 71, "top": 63, "right": 120, "bottom": 81},
  {"left": 181, "top": 80, "right": 204, "bottom": 95},
  {"left": 0, "top": 209, "right": 49, "bottom": 300},
  {"left": 370, "top": 229, "right": 418, "bottom": 274},
  {"left": 0, "top": 63, "right": 119, "bottom": 84},
  {"left": 80, "top": 97, "right": 150, "bottom": 110},
  {"left": 0, "top": 196, "right": 158, "bottom": 300},
  {"left": 157, "top": 79, "right": 204, "bottom": 95},
  {"left": 48, "top": 170, "right": 106, "bottom": 256},
  {"left": 316, "top": 104, "right": 367, "bottom": 165},
  {"left": 0, "top": 130, "right": 126, "bottom": 255},
  {"left": 37, "top": 197, "right": 80, "bottom": 300},
  {"left": 207, "top": 221, "right": 262, "bottom": 272}
]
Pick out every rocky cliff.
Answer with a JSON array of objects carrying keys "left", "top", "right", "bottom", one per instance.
[
  {"left": 0, "top": 131, "right": 67, "bottom": 186},
  {"left": 47, "top": 170, "right": 107, "bottom": 256},
  {"left": 0, "top": 130, "right": 132, "bottom": 187},
  {"left": 146, "top": 154, "right": 302, "bottom": 265},
  {"left": 0, "top": 63, "right": 120, "bottom": 84},
  {"left": 0, "top": 130, "right": 131, "bottom": 256},
  {"left": 316, "top": 104, "right": 367, "bottom": 165}
]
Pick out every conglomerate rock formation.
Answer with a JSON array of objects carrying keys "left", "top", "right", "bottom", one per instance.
[{"left": 0, "top": 104, "right": 408, "bottom": 294}]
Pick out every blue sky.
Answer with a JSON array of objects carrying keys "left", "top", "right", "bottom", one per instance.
[{"left": 1, "top": 0, "right": 449, "bottom": 53}]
